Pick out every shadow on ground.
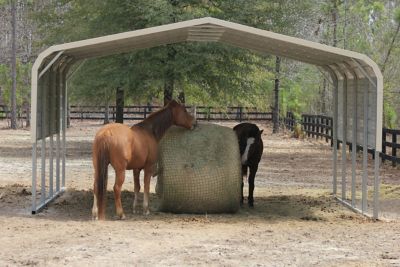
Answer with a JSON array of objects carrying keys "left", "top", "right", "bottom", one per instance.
[{"left": 0, "top": 184, "right": 343, "bottom": 223}]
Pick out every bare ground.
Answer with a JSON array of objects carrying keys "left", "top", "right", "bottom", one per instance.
[{"left": 0, "top": 120, "right": 399, "bottom": 267}]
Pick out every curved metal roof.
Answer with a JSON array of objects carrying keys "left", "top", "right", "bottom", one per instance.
[{"left": 31, "top": 17, "right": 382, "bottom": 149}]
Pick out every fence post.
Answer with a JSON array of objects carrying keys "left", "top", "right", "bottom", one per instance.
[
  {"left": 324, "top": 117, "right": 329, "bottom": 143},
  {"left": 290, "top": 112, "right": 294, "bottom": 130},
  {"left": 382, "top": 129, "right": 386, "bottom": 163},
  {"left": 393, "top": 132, "right": 397, "bottom": 167},
  {"left": 311, "top": 116, "right": 315, "bottom": 138}
]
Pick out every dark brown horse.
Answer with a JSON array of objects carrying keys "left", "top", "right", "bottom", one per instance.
[
  {"left": 92, "top": 100, "right": 195, "bottom": 220},
  {"left": 233, "top": 123, "right": 263, "bottom": 207}
]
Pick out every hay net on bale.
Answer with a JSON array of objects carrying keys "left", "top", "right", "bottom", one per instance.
[{"left": 156, "top": 123, "right": 241, "bottom": 213}]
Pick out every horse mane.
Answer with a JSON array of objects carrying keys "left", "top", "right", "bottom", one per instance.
[{"left": 134, "top": 104, "right": 173, "bottom": 141}]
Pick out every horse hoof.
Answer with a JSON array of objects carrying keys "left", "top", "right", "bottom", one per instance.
[
  {"left": 116, "top": 214, "right": 126, "bottom": 220},
  {"left": 133, "top": 207, "right": 141, "bottom": 214},
  {"left": 143, "top": 209, "right": 150, "bottom": 216}
]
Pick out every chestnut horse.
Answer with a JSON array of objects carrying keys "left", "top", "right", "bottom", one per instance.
[{"left": 92, "top": 100, "right": 195, "bottom": 220}]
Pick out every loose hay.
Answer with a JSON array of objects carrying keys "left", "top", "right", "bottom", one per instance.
[{"left": 156, "top": 123, "right": 241, "bottom": 213}]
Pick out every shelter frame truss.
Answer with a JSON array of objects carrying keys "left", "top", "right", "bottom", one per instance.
[{"left": 30, "top": 17, "right": 383, "bottom": 218}]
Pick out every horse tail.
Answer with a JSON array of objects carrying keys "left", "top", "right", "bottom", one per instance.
[{"left": 93, "top": 139, "right": 110, "bottom": 220}]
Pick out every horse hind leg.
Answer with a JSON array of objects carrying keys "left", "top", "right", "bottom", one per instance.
[
  {"left": 240, "top": 165, "right": 247, "bottom": 206},
  {"left": 113, "top": 168, "right": 126, "bottom": 219},
  {"left": 143, "top": 167, "right": 153, "bottom": 215},
  {"left": 248, "top": 164, "right": 258, "bottom": 207},
  {"left": 92, "top": 175, "right": 99, "bottom": 220},
  {"left": 133, "top": 169, "right": 141, "bottom": 214}
]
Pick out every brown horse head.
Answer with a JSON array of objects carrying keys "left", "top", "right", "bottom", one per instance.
[{"left": 168, "top": 100, "right": 196, "bottom": 130}]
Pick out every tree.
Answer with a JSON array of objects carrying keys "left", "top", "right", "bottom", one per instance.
[{"left": 10, "top": 0, "right": 17, "bottom": 129}]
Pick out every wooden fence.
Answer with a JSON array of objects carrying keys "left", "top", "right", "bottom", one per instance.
[
  {"left": 68, "top": 105, "right": 273, "bottom": 121},
  {"left": 284, "top": 111, "right": 400, "bottom": 167},
  {"left": 0, "top": 104, "right": 272, "bottom": 121},
  {"left": 0, "top": 105, "right": 28, "bottom": 120},
  {"left": 382, "top": 128, "right": 400, "bottom": 166}
]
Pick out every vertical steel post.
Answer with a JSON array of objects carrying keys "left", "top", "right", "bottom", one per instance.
[
  {"left": 373, "top": 151, "right": 380, "bottom": 219},
  {"left": 49, "top": 70, "right": 54, "bottom": 198},
  {"left": 345, "top": 63, "right": 358, "bottom": 207},
  {"left": 56, "top": 69, "right": 61, "bottom": 192},
  {"left": 62, "top": 70, "right": 67, "bottom": 188},
  {"left": 341, "top": 77, "right": 348, "bottom": 201},
  {"left": 31, "top": 141, "right": 37, "bottom": 213},
  {"left": 40, "top": 74, "right": 47, "bottom": 204},
  {"left": 362, "top": 81, "right": 369, "bottom": 213},
  {"left": 326, "top": 66, "right": 339, "bottom": 196}
]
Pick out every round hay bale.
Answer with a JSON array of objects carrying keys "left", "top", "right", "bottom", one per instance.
[{"left": 156, "top": 123, "right": 241, "bottom": 213}]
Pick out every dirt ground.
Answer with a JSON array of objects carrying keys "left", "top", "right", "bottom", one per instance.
[{"left": 0, "top": 120, "right": 399, "bottom": 267}]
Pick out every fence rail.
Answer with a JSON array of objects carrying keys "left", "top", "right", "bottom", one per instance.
[
  {"left": 0, "top": 105, "right": 28, "bottom": 120},
  {"left": 0, "top": 104, "right": 272, "bottom": 122},
  {"left": 284, "top": 111, "right": 400, "bottom": 167},
  {"left": 68, "top": 105, "right": 272, "bottom": 121}
]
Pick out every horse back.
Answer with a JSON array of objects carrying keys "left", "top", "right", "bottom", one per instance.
[
  {"left": 233, "top": 123, "right": 263, "bottom": 165},
  {"left": 93, "top": 123, "right": 157, "bottom": 170}
]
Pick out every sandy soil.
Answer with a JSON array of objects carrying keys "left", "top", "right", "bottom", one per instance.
[{"left": 0, "top": 120, "right": 399, "bottom": 266}]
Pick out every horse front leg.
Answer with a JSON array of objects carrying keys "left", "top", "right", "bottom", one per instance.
[
  {"left": 240, "top": 165, "right": 247, "bottom": 206},
  {"left": 248, "top": 164, "right": 258, "bottom": 207},
  {"left": 133, "top": 169, "right": 141, "bottom": 214},
  {"left": 143, "top": 166, "right": 152, "bottom": 215},
  {"left": 113, "top": 168, "right": 126, "bottom": 219}
]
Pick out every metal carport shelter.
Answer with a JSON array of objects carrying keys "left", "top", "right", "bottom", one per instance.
[{"left": 31, "top": 17, "right": 383, "bottom": 218}]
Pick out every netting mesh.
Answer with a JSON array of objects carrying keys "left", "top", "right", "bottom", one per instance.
[{"left": 156, "top": 123, "right": 241, "bottom": 213}]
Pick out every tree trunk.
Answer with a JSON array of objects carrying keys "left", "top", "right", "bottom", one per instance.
[
  {"left": 104, "top": 101, "right": 110, "bottom": 124},
  {"left": 163, "top": 46, "right": 176, "bottom": 106},
  {"left": 321, "top": 78, "right": 327, "bottom": 114},
  {"left": 343, "top": 0, "right": 348, "bottom": 49},
  {"left": 178, "top": 91, "right": 185, "bottom": 104},
  {"left": 272, "top": 56, "right": 281, "bottom": 134},
  {"left": 164, "top": 74, "right": 174, "bottom": 106},
  {"left": 10, "top": 0, "right": 17, "bottom": 129},
  {"left": 332, "top": 0, "right": 338, "bottom": 47},
  {"left": 381, "top": 23, "right": 400, "bottom": 74},
  {"left": 115, "top": 87, "right": 124, "bottom": 123}
]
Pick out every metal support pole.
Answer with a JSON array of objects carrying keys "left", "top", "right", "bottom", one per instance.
[
  {"left": 49, "top": 70, "right": 55, "bottom": 198},
  {"left": 362, "top": 82, "right": 369, "bottom": 213},
  {"left": 324, "top": 66, "right": 339, "bottom": 196},
  {"left": 49, "top": 135, "right": 54, "bottom": 198},
  {"left": 343, "top": 63, "right": 358, "bottom": 207},
  {"left": 40, "top": 137, "right": 46, "bottom": 204},
  {"left": 56, "top": 69, "right": 61, "bottom": 192},
  {"left": 373, "top": 151, "right": 380, "bottom": 219},
  {"left": 40, "top": 75, "right": 47, "bottom": 204},
  {"left": 31, "top": 142, "right": 37, "bottom": 213},
  {"left": 56, "top": 132, "right": 60, "bottom": 192},
  {"left": 62, "top": 72, "right": 67, "bottom": 188},
  {"left": 341, "top": 77, "right": 348, "bottom": 201}
]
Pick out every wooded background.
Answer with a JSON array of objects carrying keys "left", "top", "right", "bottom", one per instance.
[{"left": 0, "top": 0, "right": 399, "bottom": 129}]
